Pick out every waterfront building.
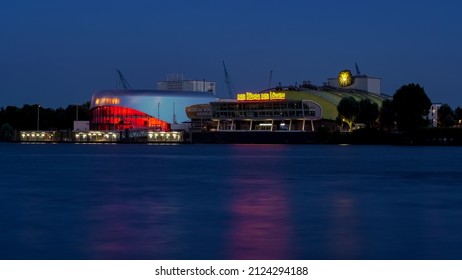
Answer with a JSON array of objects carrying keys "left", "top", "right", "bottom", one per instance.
[
  {"left": 89, "top": 90, "right": 217, "bottom": 131},
  {"left": 89, "top": 70, "right": 385, "bottom": 140},
  {"left": 210, "top": 92, "right": 322, "bottom": 132},
  {"left": 187, "top": 88, "right": 385, "bottom": 132}
]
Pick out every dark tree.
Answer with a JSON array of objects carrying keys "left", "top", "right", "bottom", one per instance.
[
  {"left": 455, "top": 107, "right": 462, "bottom": 127},
  {"left": 0, "top": 123, "right": 14, "bottom": 140},
  {"left": 379, "top": 99, "right": 395, "bottom": 130},
  {"left": 0, "top": 101, "right": 90, "bottom": 131},
  {"left": 392, "top": 83, "right": 432, "bottom": 132},
  {"left": 357, "top": 98, "right": 379, "bottom": 128},
  {"left": 437, "top": 104, "right": 455, "bottom": 128},
  {"left": 337, "top": 96, "right": 360, "bottom": 131}
]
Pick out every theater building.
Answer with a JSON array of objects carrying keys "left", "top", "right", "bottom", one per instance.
[
  {"left": 89, "top": 90, "right": 217, "bottom": 131},
  {"left": 186, "top": 91, "right": 323, "bottom": 132}
]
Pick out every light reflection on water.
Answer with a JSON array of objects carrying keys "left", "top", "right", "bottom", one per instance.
[
  {"left": 327, "top": 193, "right": 359, "bottom": 259},
  {"left": 1, "top": 143, "right": 462, "bottom": 259},
  {"left": 227, "top": 145, "right": 292, "bottom": 259},
  {"left": 229, "top": 178, "right": 291, "bottom": 259}
]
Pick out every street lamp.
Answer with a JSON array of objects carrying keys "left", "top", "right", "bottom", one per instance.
[{"left": 37, "top": 104, "right": 40, "bottom": 131}]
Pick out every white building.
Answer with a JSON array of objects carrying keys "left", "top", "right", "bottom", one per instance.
[
  {"left": 157, "top": 74, "right": 216, "bottom": 93},
  {"left": 428, "top": 103, "right": 442, "bottom": 127},
  {"left": 327, "top": 75, "right": 381, "bottom": 95}
]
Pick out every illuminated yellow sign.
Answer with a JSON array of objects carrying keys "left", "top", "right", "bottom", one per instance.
[
  {"left": 338, "top": 70, "right": 354, "bottom": 87},
  {"left": 271, "top": 92, "right": 285, "bottom": 100},
  {"left": 236, "top": 91, "right": 286, "bottom": 101},
  {"left": 261, "top": 93, "right": 270, "bottom": 100},
  {"left": 95, "top": 97, "right": 120, "bottom": 105},
  {"left": 246, "top": 92, "right": 261, "bottom": 100}
]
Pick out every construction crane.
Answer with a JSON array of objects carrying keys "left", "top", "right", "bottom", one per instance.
[
  {"left": 268, "top": 70, "right": 273, "bottom": 89},
  {"left": 222, "top": 61, "right": 234, "bottom": 98},
  {"left": 116, "top": 69, "right": 132, "bottom": 89},
  {"left": 355, "top": 63, "right": 361, "bottom": 76}
]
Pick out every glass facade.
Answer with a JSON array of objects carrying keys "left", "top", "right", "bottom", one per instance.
[
  {"left": 90, "top": 106, "right": 170, "bottom": 131},
  {"left": 210, "top": 100, "right": 320, "bottom": 119}
]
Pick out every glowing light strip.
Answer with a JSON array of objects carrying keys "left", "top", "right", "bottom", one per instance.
[{"left": 95, "top": 97, "right": 120, "bottom": 105}]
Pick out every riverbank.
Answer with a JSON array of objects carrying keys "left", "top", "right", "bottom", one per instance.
[
  {"left": 189, "top": 128, "right": 462, "bottom": 145},
  {"left": 3, "top": 128, "right": 462, "bottom": 145}
]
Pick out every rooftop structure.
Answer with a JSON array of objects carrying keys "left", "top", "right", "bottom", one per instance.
[
  {"left": 157, "top": 74, "right": 216, "bottom": 93},
  {"left": 327, "top": 75, "right": 381, "bottom": 95}
]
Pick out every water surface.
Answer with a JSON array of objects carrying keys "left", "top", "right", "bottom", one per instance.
[{"left": 1, "top": 143, "right": 461, "bottom": 259}]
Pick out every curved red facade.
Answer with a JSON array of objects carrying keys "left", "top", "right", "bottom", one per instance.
[{"left": 90, "top": 106, "right": 170, "bottom": 131}]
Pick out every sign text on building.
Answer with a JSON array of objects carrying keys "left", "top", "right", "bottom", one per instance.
[{"left": 236, "top": 92, "right": 286, "bottom": 101}]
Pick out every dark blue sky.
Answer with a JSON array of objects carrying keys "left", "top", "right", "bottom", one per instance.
[{"left": 1, "top": 0, "right": 461, "bottom": 108}]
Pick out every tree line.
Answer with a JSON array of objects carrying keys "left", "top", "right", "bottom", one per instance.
[
  {"left": 0, "top": 102, "right": 90, "bottom": 139},
  {"left": 337, "top": 83, "right": 462, "bottom": 132}
]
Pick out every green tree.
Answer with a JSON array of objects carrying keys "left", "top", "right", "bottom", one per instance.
[
  {"left": 357, "top": 98, "right": 379, "bottom": 128},
  {"left": 379, "top": 99, "right": 395, "bottom": 130},
  {"left": 392, "top": 83, "right": 431, "bottom": 132},
  {"left": 337, "top": 96, "right": 359, "bottom": 131},
  {"left": 437, "top": 104, "right": 455, "bottom": 128}
]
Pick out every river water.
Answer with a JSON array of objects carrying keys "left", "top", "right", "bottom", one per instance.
[{"left": 1, "top": 143, "right": 461, "bottom": 259}]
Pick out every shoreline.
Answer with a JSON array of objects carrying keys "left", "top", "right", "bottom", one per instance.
[{"left": 3, "top": 128, "right": 462, "bottom": 146}]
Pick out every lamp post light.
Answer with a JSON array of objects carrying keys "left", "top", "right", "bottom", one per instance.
[{"left": 37, "top": 104, "right": 40, "bottom": 131}]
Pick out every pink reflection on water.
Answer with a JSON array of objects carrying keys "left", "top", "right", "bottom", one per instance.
[
  {"left": 87, "top": 197, "right": 179, "bottom": 259},
  {"left": 227, "top": 145, "right": 292, "bottom": 259}
]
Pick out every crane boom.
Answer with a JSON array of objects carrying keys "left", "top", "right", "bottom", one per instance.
[
  {"left": 355, "top": 63, "right": 361, "bottom": 76},
  {"left": 222, "top": 61, "right": 233, "bottom": 98},
  {"left": 268, "top": 70, "right": 273, "bottom": 89},
  {"left": 116, "top": 69, "right": 132, "bottom": 89}
]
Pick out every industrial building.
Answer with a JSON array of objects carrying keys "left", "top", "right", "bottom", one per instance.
[{"left": 156, "top": 74, "right": 216, "bottom": 93}]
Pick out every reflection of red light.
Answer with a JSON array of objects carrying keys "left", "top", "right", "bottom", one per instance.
[
  {"left": 90, "top": 106, "right": 170, "bottom": 131},
  {"left": 229, "top": 178, "right": 291, "bottom": 259},
  {"left": 227, "top": 144, "right": 293, "bottom": 259}
]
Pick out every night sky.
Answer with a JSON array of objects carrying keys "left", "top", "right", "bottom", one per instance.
[{"left": 1, "top": 0, "right": 461, "bottom": 108}]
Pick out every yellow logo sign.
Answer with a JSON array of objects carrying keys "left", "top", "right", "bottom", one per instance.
[
  {"left": 236, "top": 92, "right": 286, "bottom": 101},
  {"left": 338, "top": 70, "right": 354, "bottom": 87}
]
